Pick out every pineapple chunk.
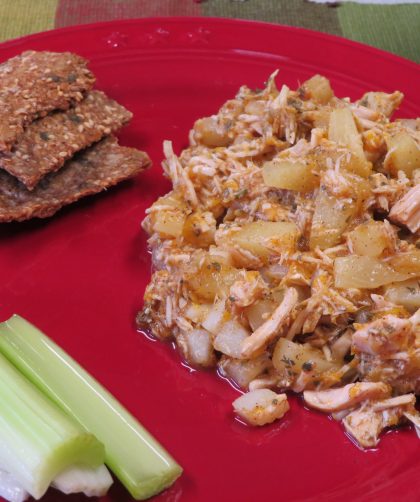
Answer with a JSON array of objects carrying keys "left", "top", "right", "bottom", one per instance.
[
  {"left": 263, "top": 159, "right": 319, "bottom": 193},
  {"left": 301, "top": 75, "right": 334, "bottom": 105},
  {"left": 328, "top": 108, "right": 371, "bottom": 177},
  {"left": 273, "top": 338, "right": 338, "bottom": 373},
  {"left": 347, "top": 221, "right": 390, "bottom": 257},
  {"left": 183, "top": 211, "right": 216, "bottom": 248},
  {"left": 384, "top": 132, "right": 420, "bottom": 178},
  {"left": 149, "top": 191, "right": 188, "bottom": 238},
  {"left": 186, "top": 258, "right": 242, "bottom": 302},
  {"left": 388, "top": 250, "right": 420, "bottom": 276},
  {"left": 334, "top": 256, "right": 412, "bottom": 289},
  {"left": 232, "top": 221, "right": 300, "bottom": 260},
  {"left": 310, "top": 189, "right": 355, "bottom": 250},
  {"left": 384, "top": 278, "right": 420, "bottom": 313}
]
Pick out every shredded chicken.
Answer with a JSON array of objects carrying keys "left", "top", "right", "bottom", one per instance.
[
  {"left": 343, "top": 402, "right": 402, "bottom": 448},
  {"left": 241, "top": 287, "right": 298, "bottom": 358},
  {"left": 303, "top": 382, "right": 391, "bottom": 412},
  {"left": 138, "top": 72, "right": 420, "bottom": 447},
  {"left": 389, "top": 184, "right": 420, "bottom": 233}
]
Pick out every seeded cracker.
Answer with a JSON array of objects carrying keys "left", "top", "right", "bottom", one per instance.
[
  {"left": 0, "top": 91, "right": 133, "bottom": 190},
  {"left": 0, "top": 51, "right": 95, "bottom": 151},
  {"left": 0, "top": 137, "right": 151, "bottom": 222}
]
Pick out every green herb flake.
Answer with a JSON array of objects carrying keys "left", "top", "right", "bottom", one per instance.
[
  {"left": 234, "top": 189, "right": 248, "bottom": 199},
  {"left": 39, "top": 131, "right": 50, "bottom": 141},
  {"left": 288, "top": 98, "right": 302, "bottom": 112},
  {"left": 211, "top": 262, "right": 221, "bottom": 272},
  {"left": 68, "top": 114, "right": 82, "bottom": 124},
  {"left": 281, "top": 355, "right": 295, "bottom": 367},
  {"left": 49, "top": 74, "right": 61, "bottom": 83},
  {"left": 302, "top": 361, "right": 313, "bottom": 372}
]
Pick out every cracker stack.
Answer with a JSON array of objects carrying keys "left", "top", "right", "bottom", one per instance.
[{"left": 0, "top": 51, "right": 150, "bottom": 222}]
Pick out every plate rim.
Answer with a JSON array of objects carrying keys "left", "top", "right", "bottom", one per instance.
[{"left": 0, "top": 15, "right": 419, "bottom": 72}]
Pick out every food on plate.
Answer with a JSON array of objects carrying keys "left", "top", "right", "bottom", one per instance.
[
  {"left": 389, "top": 184, "right": 420, "bottom": 233},
  {"left": 0, "top": 136, "right": 150, "bottom": 222},
  {"left": 0, "top": 315, "right": 183, "bottom": 500},
  {"left": 233, "top": 388, "right": 289, "bottom": 426},
  {"left": 0, "top": 351, "right": 111, "bottom": 501},
  {"left": 0, "top": 90, "right": 132, "bottom": 189},
  {"left": 0, "top": 50, "right": 150, "bottom": 221},
  {"left": 0, "top": 51, "right": 95, "bottom": 151},
  {"left": 138, "top": 71, "right": 420, "bottom": 449}
]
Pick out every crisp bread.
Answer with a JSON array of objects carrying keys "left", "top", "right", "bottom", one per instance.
[
  {"left": 0, "top": 51, "right": 95, "bottom": 151},
  {"left": 0, "top": 137, "right": 151, "bottom": 222},
  {"left": 0, "top": 90, "right": 133, "bottom": 190}
]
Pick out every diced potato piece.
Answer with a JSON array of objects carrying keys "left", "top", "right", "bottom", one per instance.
[
  {"left": 273, "top": 338, "right": 337, "bottom": 374},
  {"left": 183, "top": 211, "right": 216, "bottom": 248},
  {"left": 149, "top": 191, "right": 188, "bottom": 238},
  {"left": 301, "top": 75, "right": 334, "bottom": 105},
  {"left": 194, "top": 116, "right": 231, "bottom": 147},
  {"left": 184, "top": 303, "right": 212, "bottom": 324},
  {"left": 245, "top": 298, "right": 277, "bottom": 331},
  {"left": 202, "top": 300, "right": 226, "bottom": 334},
  {"left": 232, "top": 221, "right": 300, "bottom": 260},
  {"left": 310, "top": 189, "right": 356, "bottom": 250},
  {"left": 384, "top": 132, "right": 420, "bottom": 178},
  {"left": 233, "top": 389, "right": 289, "bottom": 426},
  {"left": 262, "top": 159, "right": 319, "bottom": 193},
  {"left": 334, "top": 256, "right": 412, "bottom": 289},
  {"left": 186, "top": 259, "right": 243, "bottom": 302},
  {"left": 219, "top": 354, "right": 271, "bottom": 389},
  {"left": 183, "top": 329, "right": 216, "bottom": 367},
  {"left": 384, "top": 278, "right": 420, "bottom": 313},
  {"left": 347, "top": 221, "right": 390, "bottom": 257},
  {"left": 388, "top": 250, "right": 420, "bottom": 276},
  {"left": 328, "top": 108, "right": 371, "bottom": 177},
  {"left": 213, "top": 320, "right": 250, "bottom": 359}
]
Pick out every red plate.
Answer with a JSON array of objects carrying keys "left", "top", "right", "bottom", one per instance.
[{"left": 0, "top": 18, "right": 419, "bottom": 502}]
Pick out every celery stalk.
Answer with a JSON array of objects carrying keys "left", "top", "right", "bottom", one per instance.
[
  {"left": 0, "top": 352, "right": 105, "bottom": 500},
  {"left": 52, "top": 464, "right": 113, "bottom": 497},
  {"left": 0, "top": 470, "right": 28, "bottom": 502},
  {"left": 0, "top": 315, "right": 183, "bottom": 500}
]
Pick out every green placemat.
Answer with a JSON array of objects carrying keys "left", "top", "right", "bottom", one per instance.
[
  {"left": 0, "top": 0, "right": 58, "bottom": 43},
  {"left": 339, "top": 3, "right": 420, "bottom": 63}
]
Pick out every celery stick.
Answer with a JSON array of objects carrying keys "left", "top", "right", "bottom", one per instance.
[
  {"left": 52, "top": 465, "right": 113, "bottom": 497},
  {"left": 0, "top": 352, "right": 105, "bottom": 500},
  {"left": 0, "top": 470, "right": 28, "bottom": 502},
  {"left": 0, "top": 315, "right": 183, "bottom": 500}
]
